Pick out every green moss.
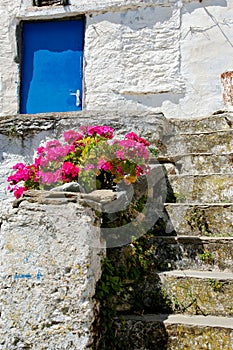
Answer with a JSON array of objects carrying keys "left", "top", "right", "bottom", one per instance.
[
  {"left": 185, "top": 207, "right": 212, "bottom": 235},
  {"left": 199, "top": 250, "right": 214, "bottom": 264},
  {"left": 209, "top": 278, "right": 224, "bottom": 292},
  {"left": 94, "top": 232, "right": 172, "bottom": 349}
]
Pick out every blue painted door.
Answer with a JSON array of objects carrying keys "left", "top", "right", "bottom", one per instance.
[{"left": 21, "top": 19, "right": 84, "bottom": 114}]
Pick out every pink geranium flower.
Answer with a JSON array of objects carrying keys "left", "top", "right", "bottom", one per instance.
[
  {"left": 13, "top": 186, "right": 28, "bottom": 199},
  {"left": 85, "top": 164, "right": 95, "bottom": 171},
  {"left": 98, "top": 159, "right": 113, "bottom": 171},
  {"left": 63, "top": 130, "right": 83, "bottom": 144},
  {"left": 125, "top": 132, "right": 150, "bottom": 146},
  {"left": 62, "top": 162, "right": 80, "bottom": 181},
  {"left": 87, "top": 126, "right": 114, "bottom": 139}
]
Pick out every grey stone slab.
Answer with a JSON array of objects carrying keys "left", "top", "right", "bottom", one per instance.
[
  {"left": 149, "top": 236, "right": 233, "bottom": 272},
  {"left": 164, "top": 129, "right": 233, "bottom": 155},
  {"left": 167, "top": 153, "right": 233, "bottom": 175},
  {"left": 165, "top": 203, "right": 233, "bottom": 236},
  {"left": 113, "top": 313, "right": 233, "bottom": 349},
  {"left": 168, "top": 173, "right": 233, "bottom": 203},
  {"left": 168, "top": 112, "right": 233, "bottom": 134}
]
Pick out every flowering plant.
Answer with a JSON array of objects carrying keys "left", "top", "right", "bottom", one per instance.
[{"left": 7, "top": 126, "right": 153, "bottom": 198}]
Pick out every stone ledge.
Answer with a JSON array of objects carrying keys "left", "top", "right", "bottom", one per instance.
[
  {"left": 0, "top": 110, "right": 168, "bottom": 140},
  {"left": 113, "top": 313, "right": 233, "bottom": 349},
  {"left": 158, "top": 269, "right": 233, "bottom": 280},
  {"left": 118, "top": 314, "right": 233, "bottom": 329},
  {"left": 18, "top": 0, "right": 176, "bottom": 20}
]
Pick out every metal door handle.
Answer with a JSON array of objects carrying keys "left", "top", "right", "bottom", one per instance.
[{"left": 70, "top": 89, "right": 81, "bottom": 107}]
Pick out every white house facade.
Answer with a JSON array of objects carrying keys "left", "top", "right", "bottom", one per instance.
[{"left": 0, "top": 0, "right": 233, "bottom": 119}]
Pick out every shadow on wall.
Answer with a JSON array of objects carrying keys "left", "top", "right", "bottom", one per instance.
[
  {"left": 89, "top": 6, "right": 175, "bottom": 30},
  {"left": 0, "top": 132, "right": 53, "bottom": 162},
  {"left": 183, "top": 0, "right": 227, "bottom": 14},
  {"left": 122, "top": 92, "right": 186, "bottom": 109}
]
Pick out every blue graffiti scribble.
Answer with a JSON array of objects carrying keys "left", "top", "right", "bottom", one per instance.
[
  {"left": 36, "top": 271, "right": 43, "bottom": 281},
  {"left": 24, "top": 253, "right": 31, "bottom": 263},
  {"left": 14, "top": 273, "right": 32, "bottom": 279}
]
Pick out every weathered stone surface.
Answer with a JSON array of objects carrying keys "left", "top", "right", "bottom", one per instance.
[
  {"left": 113, "top": 314, "right": 233, "bottom": 350},
  {"left": 50, "top": 182, "right": 82, "bottom": 192},
  {"left": 11, "top": 190, "right": 80, "bottom": 210},
  {"left": 165, "top": 203, "right": 233, "bottom": 237},
  {"left": 170, "top": 153, "right": 233, "bottom": 175},
  {"left": 164, "top": 129, "right": 233, "bottom": 155},
  {"left": 168, "top": 173, "right": 233, "bottom": 203},
  {"left": 81, "top": 190, "right": 130, "bottom": 215},
  {"left": 0, "top": 111, "right": 169, "bottom": 142},
  {"left": 150, "top": 236, "right": 233, "bottom": 272},
  {"left": 159, "top": 270, "right": 233, "bottom": 316},
  {"left": 169, "top": 112, "right": 233, "bottom": 134},
  {"left": 85, "top": 5, "right": 184, "bottom": 112},
  {"left": 0, "top": 198, "right": 105, "bottom": 349}
]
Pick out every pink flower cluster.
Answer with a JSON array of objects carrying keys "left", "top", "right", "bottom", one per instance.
[
  {"left": 125, "top": 132, "right": 150, "bottom": 146},
  {"left": 114, "top": 138, "right": 149, "bottom": 161},
  {"left": 63, "top": 130, "right": 83, "bottom": 144},
  {"left": 7, "top": 162, "right": 39, "bottom": 198},
  {"left": 36, "top": 140, "right": 75, "bottom": 167},
  {"left": 80, "top": 125, "right": 114, "bottom": 139},
  {"left": 7, "top": 125, "right": 152, "bottom": 198}
]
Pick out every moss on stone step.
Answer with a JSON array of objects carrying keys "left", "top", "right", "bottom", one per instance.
[
  {"left": 159, "top": 271, "right": 233, "bottom": 316},
  {"left": 165, "top": 203, "right": 233, "bottom": 237},
  {"left": 168, "top": 174, "right": 233, "bottom": 203}
]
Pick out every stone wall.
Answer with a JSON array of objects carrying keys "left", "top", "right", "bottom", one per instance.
[
  {"left": 0, "top": 0, "right": 233, "bottom": 118},
  {"left": 0, "top": 190, "right": 105, "bottom": 349}
]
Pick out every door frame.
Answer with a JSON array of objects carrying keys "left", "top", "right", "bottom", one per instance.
[{"left": 19, "top": 16, "right": 85, "bottom": 114}]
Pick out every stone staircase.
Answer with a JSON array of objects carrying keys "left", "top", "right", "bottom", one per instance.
[{"left": 112, "top": 112, "right": 233, "bottom": 349}]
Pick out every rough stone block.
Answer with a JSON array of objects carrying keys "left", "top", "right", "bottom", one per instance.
[
  {"left": 165, "top": 203, "right": 233, "bottom": 237},
  {"left": 0, "top": 196, "right": 105, "bottom": 349}
]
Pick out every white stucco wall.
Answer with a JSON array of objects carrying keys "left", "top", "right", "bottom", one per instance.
[{"left": 0, "top": 0, "right": 233, "bottom": 118}]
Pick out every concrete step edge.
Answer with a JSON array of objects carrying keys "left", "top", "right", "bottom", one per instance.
[
  {"left": 158, "top": 269, "right": 233, "bottom": 280},
  {"left": 152, "top": 236, "right": 233, "bottom": 242},
  {"left": 166, "top": 128, "right": 233, "bottom": 136},
  {"left": 164, "top": 202, "right": 233, "bottom": 207},
  {"left": 168, "top": 173, "right": 233, "bottom": 178},
  {"left": 118, "top": 314, "right": 233, "bottom": 329},
  {"left": 157, "top": 152, "right": 233, "bottom": 161}
]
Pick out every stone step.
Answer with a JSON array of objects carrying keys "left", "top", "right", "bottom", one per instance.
[
  {"left": 160, "top": 153, "right": 233, "bottom": 175},
  {"left": 158, "top": 270, "right": 233, "bottom": 317},
  {"left": 113, "top": 314, "right": 233, "bottom": 350},
  {"left": 151, "top": 236, "right": 233, "bottom": 272},
  {"left": 165, "top": 203, "right": 233, "bottom": 237},
  {"left": 163, "top": 129, "right": 233, "bottom": 155},
  {"left": 168, "top": 111, "right": 233, "bottom": 134},
  {"left": 167, "top": 173, "right": 233, "bottom": 203},
  {"left": 107, "top": 247, "right": 233, "bottom": 315}
]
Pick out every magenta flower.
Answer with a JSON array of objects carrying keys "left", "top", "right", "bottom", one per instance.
[
  {"left": 87, "top": 126, "right": 114, "bottom": 139},
  {"left": 14, "top": 186, "right": 28, "bottom": 199},
  {"left": 98, "top": 159, "right": 113, "bottom": 171},
  {"left": 63, "top": 130, "right": 83, "bottom": 144},
  {"left": 115, "top": 150, "right": 125, "bottom": 160},
  {"left": 12, "top": 162, "right": 26, "bottom": 170},
  {"left": 125, "top": 132, "right": 150, "bottom": 146},
  {"left": 85, "top": 164, "right": 95, "bottom": 171},
  {"left": 116, "top": 165, "right": 124, "bottom": 176},
  {"left": 62, "top": 162, "right": 80, "bottom": 180},
  {"left": 37, "top": 146, "right": 45, "bottom": 156}
]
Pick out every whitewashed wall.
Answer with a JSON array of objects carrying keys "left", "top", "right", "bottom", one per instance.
[{"left": 0, "top": 0, "right": 233, "bottom": 118}]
